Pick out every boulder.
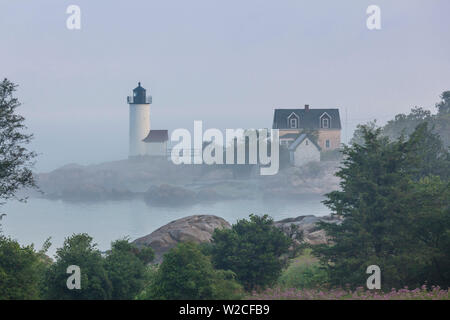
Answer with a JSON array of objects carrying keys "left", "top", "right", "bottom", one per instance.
[
  {"left": 133, "top": 215, "right": 230, "bottom": 263},
  {"left": 133, "top": 213, "right": 341, "bottom": 264},
  {"left": 274, "top": 214, "right": 342, "bottom": 245}
]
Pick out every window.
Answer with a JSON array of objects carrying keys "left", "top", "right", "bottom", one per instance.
[
  {"left": 290, "top": 118, "right": 297, "bottom": 128},
  {"left": 322, "top": 118, "right": 329, "bottom": 128},
  {"left": 326, "top": 140, "right": 330, "bottom": 148},
  {"left": 287, "top": 112, "right": 299, "bottom": 129},
  {"left": 305, "top": 140, "right": 309, "bottom": 145}
]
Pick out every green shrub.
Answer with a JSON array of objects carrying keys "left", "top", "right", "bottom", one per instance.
[
  {"left": 0, "top": 236, "right": 44, "bottom": 299},
  {"left": 105, "top": 238, "right": 154, "bottom": 300},
  {"left": 134, "top": 265, "right": 159, "bottom": 300},
  {"left": 211, "top": 214, "right": 292, "bottom": 291},
  {"left": 139, "top": 242, "right": 243, "bottom": 300},
  {"left": 44, "top": 233, "right": 112, "bottom": 300}
]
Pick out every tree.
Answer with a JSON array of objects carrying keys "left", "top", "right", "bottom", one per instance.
[
  {"left": 44, "top": 233, "right": 112, "bottom": 300},
  {"left": 405, "top": 176, "right": 450, "bottom": 287},
  {"left": 434, "top": 91, "right": 450, "bottom": 147},
  {"left": 381, "top": 92, "right": 450, "bottom": 148},
  {"left": 0, "top": 79, "right": 37, "bottom": 207},
  {"left": 313, "top": 124, "right": 450, "bottom": 289},
  {"left": 436, "top": 91, "right": 450, "bottom": 115},
  {"left": 211, "top": 214, "right": 292, "bottom": 290},
  {"left": 403, "top": 122, "right": 450, "bottom": 179},
  {"left": 0, "top": 79, "right": 37, "bottom": 231},
  {"left": 350, "top": 121, "right": 378, "bottom": 146},
  {"left": 104, "top": 238, "right": 154, "bottom": 300},
  {"left": 35, "top": 237, "right": 53, "bottom": 296},
  {"left": 0, "top": 236, "right": 42, "bottom": 299},
  {"left": 141, "top": 242, "right": 242, "bottom": 300},
  {"left": 382, "top": 107, "right": 432, "bottom": 141}
]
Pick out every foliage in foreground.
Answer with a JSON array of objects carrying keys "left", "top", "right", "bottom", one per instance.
[
  {"left": 137, "top": 242, "right": 243, "bottom": 300},
  {"left": 44, "top": 234, "right": 112, "bottom": 299},
  {"left": 314, "top": 123, "right": 450, "bottom": 290},
  {"left": 0, "top": 78, "right": 37, "bottom": 232},
  {"left": 211, "top": 214, "right": 293, "bottom": 291},
  {"left": 0, "top": 235, "right": 48, "bottom": 299},
  {"left": 44, "top": 234, "right": 153, "bottom": 300},
  {"left": 249, "top": 285, "right": 450, "bottom": 300},
  {"left": 105, "top": 239, "right": 155, "bottom": 299}
]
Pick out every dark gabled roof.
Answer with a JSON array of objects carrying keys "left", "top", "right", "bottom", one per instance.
[
  {"left": 143, "top": 130, "right": 168, "bottom": 143},
  {"left": 273, "top": 108, "right": 341, "bottom": 130},
  {"left": 288, "top": 134, "right": 321, "bottom": 151}
]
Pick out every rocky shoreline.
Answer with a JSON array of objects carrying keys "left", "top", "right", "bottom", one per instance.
[{"left": 33, "top": 158, "right": 340, "bottom": 205}]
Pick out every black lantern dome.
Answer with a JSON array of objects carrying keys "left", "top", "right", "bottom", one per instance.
[{"left": 127, "top": 82, "right": 151, "bottom": 104}]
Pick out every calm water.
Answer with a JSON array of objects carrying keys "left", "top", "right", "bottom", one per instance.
[{"left": 1, "top": 196, "right": 329, "bottom": 258}]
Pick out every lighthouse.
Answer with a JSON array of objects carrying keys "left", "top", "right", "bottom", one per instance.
[{"left": 127, "top": 82, "right": 152, "bottom": 157}]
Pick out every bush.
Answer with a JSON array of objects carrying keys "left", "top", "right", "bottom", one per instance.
[
  {"left": 105, "top": 238, "right": 154, "bottom": 300},
  {"left": 211, "top": 214, "right": 292, "bottom": 291},
  {"left": 0, "top": 236, "right": 44, "bottom": 299},
  {"left": 135, "top": 265, "right": 159, "bottom": 300},
  {"left": 139, "top": 242, "right": 243, "bottom": 300},
  {"left": 44, "top": 233, "right": 112, "bottom": 300}
]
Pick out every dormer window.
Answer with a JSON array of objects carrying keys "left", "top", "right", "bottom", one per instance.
[
  {"left": 290, "top": 118, "right": 298, "bottom": 128},
  {"left": 287, "top": 112, "right": 299, "bottom": 129},
  {"left": 320, "top": 112, "right": 331, "bottom": 129}
]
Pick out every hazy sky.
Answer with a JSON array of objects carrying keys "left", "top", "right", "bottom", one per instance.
[{"left": 1, "top": 0, "right": 449, "bottom": 171}]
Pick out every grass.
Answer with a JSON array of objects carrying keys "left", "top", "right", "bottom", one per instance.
[{"left": 277, "top": 249, "right": 329, "bottom": 290}]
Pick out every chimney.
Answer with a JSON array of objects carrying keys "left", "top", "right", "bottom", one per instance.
[{"left": 305, "top": 104, "right": 310, "bottom": 111}]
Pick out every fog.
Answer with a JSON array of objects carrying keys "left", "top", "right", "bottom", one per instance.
[{"left": 0, "top": 0, "right": 449, "bottom": 172}]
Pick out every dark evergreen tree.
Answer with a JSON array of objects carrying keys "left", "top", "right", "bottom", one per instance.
[{"left": 314, "top": 124, "right": 450, "bottom": 289}]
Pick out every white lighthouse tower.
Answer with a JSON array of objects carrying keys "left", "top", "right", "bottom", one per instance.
[{"left": 127, "top": 82, "right": 152, "bottom": 157}]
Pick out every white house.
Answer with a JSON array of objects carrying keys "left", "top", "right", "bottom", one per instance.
[
  {"left": 288, "top": 134, "right": 321, "bottom": 167},
  {"left": 142, "top": 129, "right": 168, "bottom": 156}
]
